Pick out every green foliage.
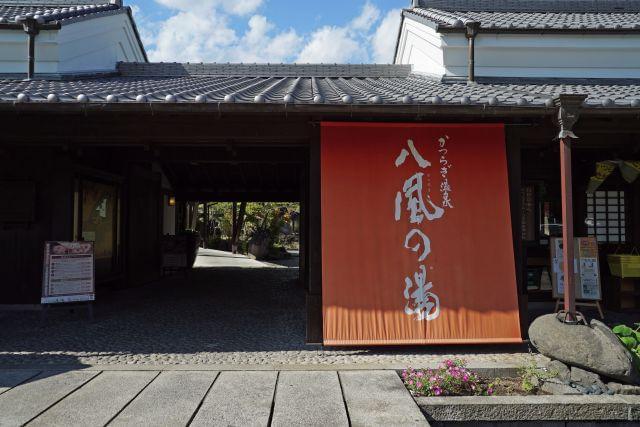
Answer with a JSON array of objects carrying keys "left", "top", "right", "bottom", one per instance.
[
  {"left": 613, "top": 324, "right": 640, "bottom": 368},
  {"left": 205, "top": 202, "right": 299, "bottom": 252},
  {"left": 518, "top": 358, "right": 557, "bottom": 394}
]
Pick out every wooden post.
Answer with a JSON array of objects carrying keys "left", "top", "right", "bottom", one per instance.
[
  {"left": 204, "top": 202, "right": 209, "bottom": 248},
  {"left": 560, "top": 137, "right": 576, "bottom": 318},
  {"left": 554, "top": 94, "right": 586, "bottom": 321},
  {"left": 505, "top": 129, "right": 527, "bottom": 336},
  {"left": 231, "top": 201, "right": 237, "bottom": 253},
  {"left": 306, "top": 127, "right": 323, "bottom": 344}
]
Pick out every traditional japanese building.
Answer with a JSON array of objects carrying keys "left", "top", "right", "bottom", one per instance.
[{"left": 1, "top": 0, "right": 639, "bottom": 345}]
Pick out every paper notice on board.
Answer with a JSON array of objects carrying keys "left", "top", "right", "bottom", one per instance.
[
  {"left": 557, "top": 273, "right": 564, "bottom": 295},
  {"left": 42, "top": 241, "right": 95, "bottom": 304},
  {"left": 580, "top": 257, "right": 600, "bottom": 299}
]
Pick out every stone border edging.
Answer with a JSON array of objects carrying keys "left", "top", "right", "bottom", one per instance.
[
  {"left": 0, "top": 363, "right": 533, "bottom": 373},
  {"left": 416, "top": 395, "right": 640, "bottom": 422}
]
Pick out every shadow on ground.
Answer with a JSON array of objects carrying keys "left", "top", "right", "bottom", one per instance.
[{"left": 4, "top": 250, "right": 631, "bottom": 368}]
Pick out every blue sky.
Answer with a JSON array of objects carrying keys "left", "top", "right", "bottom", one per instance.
[{"left": 128, "top": 0, "right": 408, "bottom": 63}]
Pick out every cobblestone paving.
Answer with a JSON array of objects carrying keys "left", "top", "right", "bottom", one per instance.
[{"left": 0, "top": 251, "right": 547, "bottom": 368}]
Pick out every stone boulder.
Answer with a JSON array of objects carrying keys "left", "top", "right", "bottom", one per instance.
[
  {"left": 546, "top": 360, "right": 570, "bottom": 382},
  {"left": 529, "top": 314, "right": 640, "bottom": 385}
]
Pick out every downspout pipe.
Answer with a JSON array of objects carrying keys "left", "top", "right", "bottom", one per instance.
[
  {"left": 18, "top": 16, "right": 41, "bottom": 80},
  {"left": 465, "top": 21, "right": 480, "bottom": 83}
]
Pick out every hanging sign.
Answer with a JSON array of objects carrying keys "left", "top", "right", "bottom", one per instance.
[
  {"left": 550, "top": 237, "right": 601, "bottom": 301},
  {"left": 321, "top": 123, "right": 521, "bottom": 345},
  {"left": 42, "top": 241, "right": 95, "bottom": 304}
]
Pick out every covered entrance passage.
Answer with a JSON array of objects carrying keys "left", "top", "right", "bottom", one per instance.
[{"left": 0, "top": 108, "right": 326, "bottom": 347}]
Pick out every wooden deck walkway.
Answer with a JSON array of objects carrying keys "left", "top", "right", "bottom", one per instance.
[{"left": 0, "top": 369, "right": 428, "bottom": 426}]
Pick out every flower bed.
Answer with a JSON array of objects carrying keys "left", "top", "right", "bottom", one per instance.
[
  {"left": 404, "top": 359, "right": 640, "bottom": 425},
  {"left": 402, "top": 359, "right": 548, "bottom": 397}
]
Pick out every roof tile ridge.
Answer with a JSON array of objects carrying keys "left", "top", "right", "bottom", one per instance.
[{"left": 412, "top": 7, "right": 474, "bottom": 27}]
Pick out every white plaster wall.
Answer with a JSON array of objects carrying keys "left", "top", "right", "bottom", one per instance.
[
  {"left": 395, "top": 18, "right": 446, "bottom": 77},
  {"left": 56, "top": 13, "right": 145, "bottom": 73},
  {"left": 396, "top": 17, "right": 640, "bottom": 79},
  {"left": 0, "top": 13, "right": 144, "bottom": 75}
]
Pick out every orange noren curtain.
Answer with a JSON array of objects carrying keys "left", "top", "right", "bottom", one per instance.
[{"left": 321, "top": 122, "right": 522, "bottom": 345}]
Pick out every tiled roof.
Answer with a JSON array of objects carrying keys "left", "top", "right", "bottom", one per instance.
[
  {"left": 416, "top": 1, "right": 640, "bottom": 13},
  {"left": 408, "top": 1, "right": 640, "bottom": 31},
  {"left": 0, "top": 2, "right": 123, "bottom": 26},
  {"left": 1, "top": 62, "right": 639, "bottom": 109}
]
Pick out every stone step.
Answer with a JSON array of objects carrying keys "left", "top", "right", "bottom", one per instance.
[
  {"left": 271, "top": 371, "right": 349, "bottom": 427},
  {"left": 0, "top": 370, "right": 40, "bottom": 396},
  {"left": 339, "top": 370, "right": 429, "bottom": 426},
  {"left": 110, "top": 371, "right": 217, "bottom": 426},
  {"left": 28, "top": 371, "right": 157, "bottom": 427},
  {"left": 0, "top": 370, "right": 98, "bottom": 426},
  {"left": 191, "top": 371, "right": 277, "bottom": 426}
]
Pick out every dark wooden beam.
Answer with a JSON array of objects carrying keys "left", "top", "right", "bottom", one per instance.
[
  {"left": 175, "top": 191, "right": 299, "bottom": 203},
  {"left": 505, "top": 128, "right": 527, "bottom": 337}
]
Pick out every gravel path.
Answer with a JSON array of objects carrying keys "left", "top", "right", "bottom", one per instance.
[{"left": 0, "top": 250, "right": 543, "bottom": 368}]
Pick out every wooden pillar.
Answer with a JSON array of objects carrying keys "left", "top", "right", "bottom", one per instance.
[
  {"left": 299, "top": 160, "right": 308, "bottom": 289},
  {"left": 554, "top": 94, "right": 586, "bottom": 321},
  {"left": 560, "top": 137, "right": 576, "bottom": 317},
  {"left": 505, "top": 129, "right": 527, "bottom": 335},
  {"left": 306, "top": 127, "right": 323, "bottom": 344},
  {"left": 231, "top": 201, "right": 237, "bottom": 253}
]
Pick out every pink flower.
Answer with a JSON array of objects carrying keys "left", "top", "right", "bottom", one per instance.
[
  {"left": 416, "top": 382, "right": 423, "bottom": 389},
  {"left": 433, "top": 387, "right": 442, "bottom": 396},
  {"left": 487, "top": 388, "right": 494, "bottom": 396},
  {"left": 408, "top": 380, "right": 414, "bottom": 386},
  {"left": 463, "top": 374, "right": 469, "bottom": 382}
]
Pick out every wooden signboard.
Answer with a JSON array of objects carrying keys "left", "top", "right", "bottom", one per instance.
[
  {"left": 550, "top": 237, "right": 602, "bottom": 301},
  {"left": 42, "top": 241, "right": 95, "bottom": 304}
]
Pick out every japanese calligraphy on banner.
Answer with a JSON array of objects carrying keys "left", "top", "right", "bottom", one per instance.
[{"left": 321, "top": 123, "right": 522, "bottom": 345}]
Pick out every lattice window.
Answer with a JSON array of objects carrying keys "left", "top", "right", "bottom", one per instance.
[{"left": 586, "top": 191, "right": 626, "bottom": 243}]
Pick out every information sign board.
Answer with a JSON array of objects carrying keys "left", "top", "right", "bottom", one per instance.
[
  {"left": 551, "top": 237, "right": 601, "bottom": 301},
  {"left": 42, "top": 241, "right": 95, "bottom": 304}
]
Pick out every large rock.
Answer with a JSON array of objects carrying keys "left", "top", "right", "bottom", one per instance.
[
  {"left": 540, "top": 378, "right": 581, "bottom": 395},
  {"left": 529, "top": 314, "right": 640, "bottom": 385},
  {"left": 546, "top": 360, "right": 570, "bottom": 382}
]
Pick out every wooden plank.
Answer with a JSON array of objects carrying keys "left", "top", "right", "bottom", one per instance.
[
  {"left": 0, "top": 370, "right": 40, "bottom": 395},
  {"left": 339, "top": 370, "right": 428, "bottom": 426},
  {"left": 28, "top": 371, "right": 158, "bottom": 427},
  {"left": 271, "top": 371, "right": 348, "bottom": 427},
  {"left": 191, "top": 371, "right": 277, "bottom": 427},
  {"left": 110, "top": 371, "right": 217, "bottom": 427},
  {"left": 0, "top": 370, "right": 98, "bottom": 427}
]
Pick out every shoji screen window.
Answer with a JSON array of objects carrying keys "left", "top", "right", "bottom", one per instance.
[{"left": 586, "top": 191, "right": 626, "bottom": 243}]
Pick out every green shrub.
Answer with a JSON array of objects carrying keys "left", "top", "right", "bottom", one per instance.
[
  {"left": 518, "top": 358, "right": 557, "bottom": 394},
  {"left": 612, "top": 324, "right": 640, "bottom": 370}
]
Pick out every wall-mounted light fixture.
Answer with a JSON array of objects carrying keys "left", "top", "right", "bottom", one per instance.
[{"left": 168, "top": 196, "right": 176, "bottom": 207}]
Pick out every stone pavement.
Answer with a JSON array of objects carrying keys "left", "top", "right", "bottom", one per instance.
[
  {"left": 0, "top": 369, "right": 428, "bottom": 426},
  {"left": 0, "top": 249, "right": 542, "bottom": 369}
]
